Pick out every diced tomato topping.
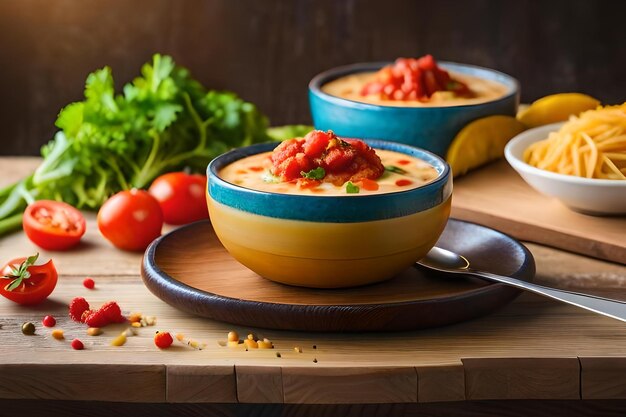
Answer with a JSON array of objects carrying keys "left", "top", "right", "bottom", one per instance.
[
  {"left": 303, "top": 130, "right": 331, "bottom": 158},
  {"left": 360, "top": 55, "right": 473, "bottom": 102},
  {"left": 269, "top": 130, "right": 384, "bottom": 186},
  {"left": 270, "top": 139, "right": 301, "bottom": 165},
  {"left": 397, "top": 159, "right": 411, "bottom": 165},
  {"left": 323, "top": 147, "right": 355, "bottom": 173}
]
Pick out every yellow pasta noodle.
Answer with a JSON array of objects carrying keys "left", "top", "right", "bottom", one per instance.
[{"left": 523, "top": 103, "right": 626, "bottom": 180}]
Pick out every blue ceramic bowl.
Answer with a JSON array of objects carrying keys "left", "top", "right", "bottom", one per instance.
[
  {"left": 309, "top": 61, "right": 520, "bottom": 157},
  {"left": 207, "top": 140, "right": 452, "bottom": 288}
]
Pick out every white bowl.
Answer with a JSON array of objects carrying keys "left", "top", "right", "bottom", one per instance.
[{"left": 504, "top": 123, "right": 626, "bottom": 216}]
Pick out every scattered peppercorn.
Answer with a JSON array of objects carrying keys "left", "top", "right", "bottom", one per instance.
[
  {"left": 276, "top": 352, "right": 282, "bottom": 358},
  {"left": 42, "top": 315, "right": 56, "bottom": 327},
  {"left": 313, "top": 358, "right": 318, "bottom": 363},
  {"left": 21, "top": 322, "right": 36, "bottom": 335}
]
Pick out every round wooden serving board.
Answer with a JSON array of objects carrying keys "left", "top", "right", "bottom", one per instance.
[{"left": 141, "top": 219, "right": 535, "bottom": 331}]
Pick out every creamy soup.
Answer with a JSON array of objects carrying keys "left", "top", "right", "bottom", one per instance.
[
  {"left": 322, "top": 71, "right": 508, "bottom": 107},
  {"left": 219, "top": 149, "right": 439, "bottom": 196}
]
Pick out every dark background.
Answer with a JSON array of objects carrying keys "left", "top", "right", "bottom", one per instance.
[{"left": 0, "top": 0, "right": 624, "bottom": 155}]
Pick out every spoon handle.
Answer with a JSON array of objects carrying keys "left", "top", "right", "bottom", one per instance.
[{"left": 473, "top": 270, "right": 626, "bottom": 323}]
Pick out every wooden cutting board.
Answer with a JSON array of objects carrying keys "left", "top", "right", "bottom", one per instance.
[{"left": 452, "top": 160, "right": 626, "bottom": 265}]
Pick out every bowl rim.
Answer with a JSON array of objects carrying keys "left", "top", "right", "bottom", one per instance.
[
  {"left": 207, "top": 139, "right": 452, "bottom": 222},
  {"left": 308, "top": 60, "right": 520, "bottom": 111},
  {"left": 505, "top": 122, "right": 626, "bottom": 188}
]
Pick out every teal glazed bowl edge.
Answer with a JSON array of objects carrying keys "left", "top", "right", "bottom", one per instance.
[
  {"left": 308, "top": 61, "right": 520, "bottom": 157},
  {"left": 207, "top": 139, "right": 452, "bottom": 223}
]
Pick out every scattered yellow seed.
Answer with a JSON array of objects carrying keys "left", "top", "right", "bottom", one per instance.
[
  {"left": 111, "top": 333, "right": 127, "bottom": 347},
  {"left": 87, "top": 327, "right": 102, "bottom": 336},
  {"left": 128, "top": 312, "right": 142, "bottom": 323},
  {"left": 294, "top": 346, "right": 302, "bottom": 353},
  {"left": 145, "top": 316, "right": 157, "bottom": 326},
  {"left": 247, "top": 333, "right": 255, "bottom": 340},
  {"left": 51, "top": 329, "right": 64, "bottom": 340},
  {"left": 227, "top": 331, "right": 239, "bottom": 342},
  {"left": 257, "top": 340, "right": 273, "bottom": 349},
  {"left": 227, "top": 340, "right": 240, "bottom": 347},
  {"left": 244, "top": 339, "right": 258, "bottom": 349},
  {"left": 131, "top": 322, "right": 141, "bottom": 328},
  {"left": 176, "top": 333, "right": 185, "bottom": 342}
]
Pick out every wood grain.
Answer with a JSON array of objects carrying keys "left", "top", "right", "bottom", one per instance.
[
  {"left": 0, "top": 364, "right": 165, "bottom": 402},
  {"left": 236, "top": 366, "right": 284, "bottom": 403},
  {"left": 452, "top": 160, "right": 626, "bottom": 265},
  {"left": 580, "top": 357, "right": 626, "bottom": 400},
  {"left": 282, "top": 367, "right": 418, "bottom": 404},
  {"left": 167, "top": 365, "right": 237, "bottom": 403},
  {"left": 463, "top": 358, "right": 580, "bottom": 400},
  {"left": 417, "top": 364, "right": 465, "bottom": 403}
]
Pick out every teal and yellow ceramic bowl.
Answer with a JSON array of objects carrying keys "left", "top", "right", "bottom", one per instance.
[
  {"left": 207, "top": 140, "right": 452, "bottom": 288},
  {"left": 309, "top": 61, "right": 519, "bottom": 157}
]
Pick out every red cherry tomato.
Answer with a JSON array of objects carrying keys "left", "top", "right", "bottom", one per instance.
[
  {"left": 97, "top": 189, "right": 163, "bottom": 251},
  {"left": 23, "top": 201, "right": 86, "bottom": 251},
  {"left": 148, "top": 172, "right": 208, "bottom": 225},
  {"left": 0, "top": 254, "right": 58, "bottom": 305}
]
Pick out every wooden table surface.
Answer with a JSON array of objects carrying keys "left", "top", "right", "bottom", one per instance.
[{"left": 1, "top": 157, "right": 626, "bottom": 417}]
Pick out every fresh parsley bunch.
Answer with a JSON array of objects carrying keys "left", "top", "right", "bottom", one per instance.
[{"left": 0, "top": 54, "right": 310, "bottom": 235}]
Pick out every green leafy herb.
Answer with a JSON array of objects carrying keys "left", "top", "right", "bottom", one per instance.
[
  {"left": 2, "top": 253, "right": 38, "bottom": 291},
  {"left": 301, "top": 167, "right": 326, "bottom": 180},
  {"left": 0, "top": 54, "right": 306, "bottom": 236},
  {"left": 385, "top": 165, "right": 407, "bottom": 174},
  {"left": 346, "top": 182, "right": 360, "bottom": 194}
]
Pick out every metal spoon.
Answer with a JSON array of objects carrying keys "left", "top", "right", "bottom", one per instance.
[{"left": 417, "top": 246, "right": 626, "bottom": 323}]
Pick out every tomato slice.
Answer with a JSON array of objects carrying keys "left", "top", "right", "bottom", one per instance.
[
  {"left": 23, "top": 201, "right": 86, "bottom": 251},
  {"left": 0, "top": 255, "right": 58, "bottom": 305}
]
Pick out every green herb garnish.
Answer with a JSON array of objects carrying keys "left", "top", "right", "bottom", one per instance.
[
  {"left": 2, "top": 253, "right": 38, "bottom": 291},
  {"left": 346, "top": 182, "right": 360, "bottom": 194},
  {"left": 301, "top": 167, "right": 326, "bottom": 180},
  {"left": 385, "top": 165, "right": 407, "bottom": 174}
]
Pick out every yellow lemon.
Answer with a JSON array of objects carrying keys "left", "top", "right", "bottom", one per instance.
[
  {"left": 517, "top": 93, "right": 600, "bottom": 128},
  {"left": 446, "top": 115, "right": 526, "bottom": 177}
]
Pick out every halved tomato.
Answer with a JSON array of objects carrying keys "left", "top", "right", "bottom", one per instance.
[
  {"left": 23, "top": 201, "right": 86, "bottom": 251},
  {"left": 0, "top": 254, "right": 58, "bottom": 305}
]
